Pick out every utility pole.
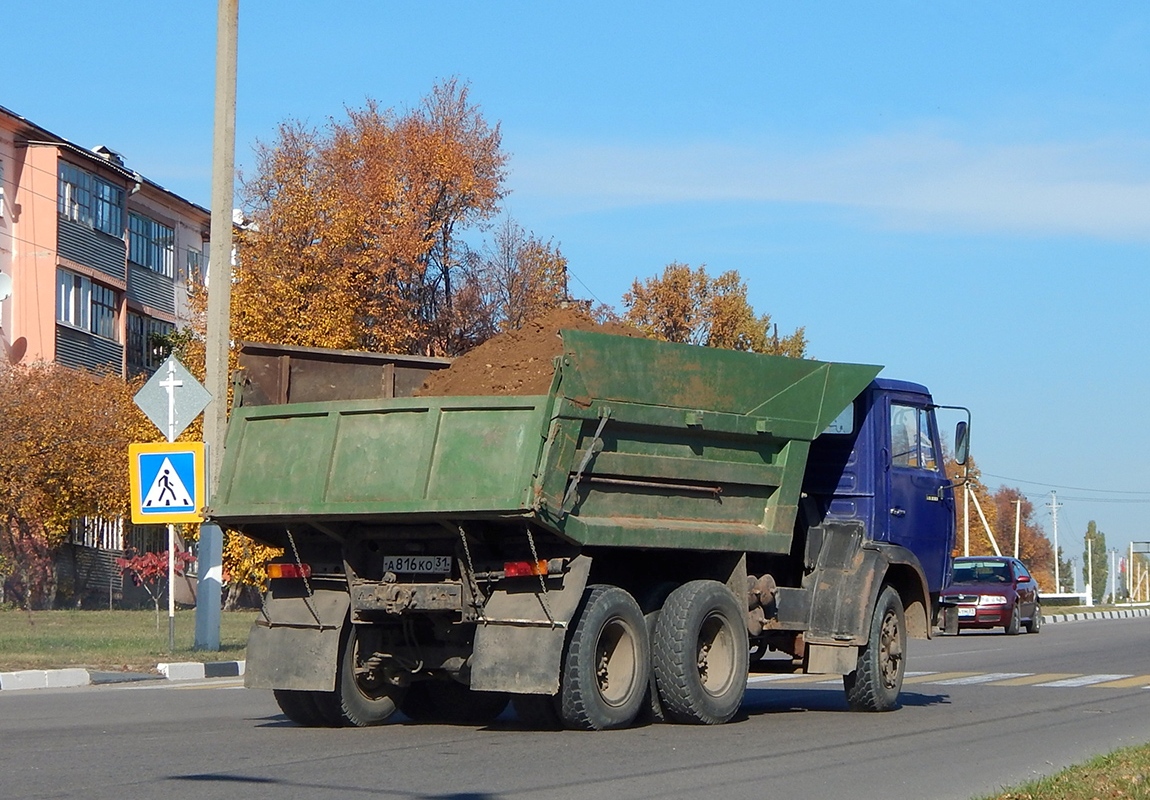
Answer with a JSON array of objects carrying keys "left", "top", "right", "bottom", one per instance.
[
  {"left": 1014, "top": 498, "right": 1021, "bottom": 558},
  {"left": 196, "top": 0, "right": 238, "bottom": 651},
  {"left": 1048, "top": 491, "right": 1062, "bottom": 591},
  {"left": 1086, "top": 534, "right": 1094, "bottom": 607}
]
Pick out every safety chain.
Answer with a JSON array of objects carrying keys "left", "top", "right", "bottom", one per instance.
[
  {"left": 286, "top": 527, "right": 325, "bottom": 630},
  {"left": 456, "top": 525, "right": 487, "bottom": 622},
  {"left": 526, "top": 526, "right": 556, "bottom": 628}
]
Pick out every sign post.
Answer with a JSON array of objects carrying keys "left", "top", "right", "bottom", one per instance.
[{"left": 133, "top": 355, "right": 212, "bottom": 652}]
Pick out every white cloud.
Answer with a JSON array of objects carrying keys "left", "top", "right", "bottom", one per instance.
[{"left": 509, "top": 131, "right": 1150, "bottom": 241}]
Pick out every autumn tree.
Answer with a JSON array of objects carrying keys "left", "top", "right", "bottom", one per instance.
[
  {"left": 622, "top": 263, "right": 807, "bottom": 355},
  {"left": 0, "top": 362, "right": 149, "bottom": 608},
  {"left": 118, "top": 548, "right": 196, "bottom": 629},
  {"left": 233, "top": 78, "right": 507, "bottom": 357},
  {"left": 992, "top": 487, "right": 1054, "bottom": 588},
  {"left": 459, "top": 216, "right": 570, "bottom": 343}
]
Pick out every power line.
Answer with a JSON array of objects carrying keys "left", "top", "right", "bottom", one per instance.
[{"left": 980, "top": 471, "right": 1150, "bottom": 496}]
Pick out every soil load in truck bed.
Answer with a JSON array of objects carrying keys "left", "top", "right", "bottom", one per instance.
[{"left": 415, "top": 307, "right": 642, "bottom": 397}]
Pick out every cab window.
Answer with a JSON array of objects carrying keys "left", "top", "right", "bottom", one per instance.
[{"left": 890, "top": 404, "right": 938, "bottom": 471}]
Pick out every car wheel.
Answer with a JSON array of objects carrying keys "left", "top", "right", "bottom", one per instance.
[
  {"left": 1005, "top": 603, "right": 1021, "bottom": 635},
  {"left": 1025, "top": 605, "right": 1042, "bottom": 634}
]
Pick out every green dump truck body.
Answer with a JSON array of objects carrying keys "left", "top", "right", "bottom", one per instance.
[
  {"left": 214, "top": 329, "right": 960, "bottom": 730},
  {"left": 212, "top": 330, "right": 880, "bottom": 554}
]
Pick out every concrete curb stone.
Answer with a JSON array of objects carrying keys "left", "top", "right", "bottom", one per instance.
[
  {"left": 1043, "top": 607, "right": 1150, "bottom": 624},
  {"left": 0, "top": 660, "right": 245, "bottom": 692}
]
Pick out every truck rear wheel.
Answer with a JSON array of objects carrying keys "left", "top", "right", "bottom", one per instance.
[
  {"left": 338, "top": 624, "right": 405, "bottom": 726},
  {"left": 653, "top": 580, "right": 748, "bottom": 725},
  {"left": 559, "top": 584, "right": 650, "bottom": 730},
  {"left": 844, "top": 585, "right": 905, "bottom": 712},
  {"left": 401, "top": 680, "right": 510, "bottom": 725},
  {"left": 273, "top": 689, "right": 325, "bottom": 726}
]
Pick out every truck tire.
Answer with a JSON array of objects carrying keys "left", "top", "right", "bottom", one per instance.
[
  {"left": 559, "top": 584, "right": 650, "bottom": 730},
  {"left": 338, "top": 624, "right": 405, "bottom": 726},
  {"left": 652, "top": 580, "right": 748, "bottom": 725},
  {"left": 844, "top": 585, "right": 905, "bottom": 712},
  {"left": 512, "top": 694, "right": 563, "bottom": 730},
  {"left": 401, "top": 680, "right": 510, "bottom": 725},
  {"left": 273, "top": 689, "right": 325, "bottom": 726}
]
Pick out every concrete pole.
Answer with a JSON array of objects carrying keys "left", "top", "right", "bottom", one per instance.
[
  {"left": 1086, "top": 535, "right": 1094, "bottom": 607},
  {"left": 196, "top": 0, "right": 238, "bottom": 652},
  {"left": 1050, "top": 491, "right": 1060, "bottom": 592},
  {"left": 1014, "top": 499, "right": 1021, "bottom": 558}
]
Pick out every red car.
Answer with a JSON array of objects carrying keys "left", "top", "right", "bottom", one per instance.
[{"left": 940, "top": 556, "right": 1042, "bottom": 635}]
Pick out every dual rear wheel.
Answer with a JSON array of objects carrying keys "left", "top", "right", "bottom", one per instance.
[{"left": 537, "top": 579, "right": 748, "bottom": 730}]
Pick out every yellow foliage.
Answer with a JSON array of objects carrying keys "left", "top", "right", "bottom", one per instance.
[
  {"left": 623, "top": 263, "right": 808, "bottom": 356},
  {"left": 222, "top": 531, "right": 280, "bottom": 592}
]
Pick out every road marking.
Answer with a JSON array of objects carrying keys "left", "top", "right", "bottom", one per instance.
[
  {"left": 1091, "top": 675, "right": 1150, "bottom": 689},
  {"left": 748, "top": 673, "right": 838, "bottom": 684},
  {"left": 986, "top": 673, "right": 1078, "bottom": 686},
  {"left": 744, "top": 671, "right": 1150, "bottom": 690},
  {"left": 902, "top": 671, "right": 977, "bottom": 684},
  {"left": 931, "top": 672, "right": 1032, "bottom": 685},
  {"left": 1034, "top": 674, "right": 1132, "bottom": 688}
]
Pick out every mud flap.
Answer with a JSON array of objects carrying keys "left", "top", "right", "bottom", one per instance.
[
  {"left": 470, "top": 555, "right": 591, "bottom": 694},
  {"left": 244, "top": 589, "right": 350, "bottom": 691}
]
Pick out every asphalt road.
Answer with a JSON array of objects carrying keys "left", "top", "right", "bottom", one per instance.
[{"left": 2, "top": 617, "right": 1148, "bottom": 800}]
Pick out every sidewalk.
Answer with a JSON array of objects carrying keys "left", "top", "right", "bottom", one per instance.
[{"left": 0, "top": 660, "right": 245, "bottom": 691}]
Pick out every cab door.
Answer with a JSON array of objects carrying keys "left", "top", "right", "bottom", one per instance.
[{"left": 885, "top": 397, "right": 954, "bottom": 593}]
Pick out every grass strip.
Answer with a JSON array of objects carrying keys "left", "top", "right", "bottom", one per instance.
[
  {"left": 976, "top": 744, "right": 1150, "bottom": 799},
  {"left": 0, "top": 609, "right": 257, "bottom": 672}
]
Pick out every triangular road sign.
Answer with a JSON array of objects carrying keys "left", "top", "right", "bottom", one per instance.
[{"left": 141, "top": 457, "right": 194, "bottom": 510}]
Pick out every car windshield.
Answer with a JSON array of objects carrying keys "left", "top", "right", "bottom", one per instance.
[{"left": 951, "top": 561, "right": 1011, "bottom": 584}]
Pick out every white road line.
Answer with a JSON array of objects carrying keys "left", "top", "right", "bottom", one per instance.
[
  {"left": 931, "top": 672, "right": 1032, "bottom": 685},
  {"left": 1034, "top": 674, "right": 1133, "bottom": 688}
]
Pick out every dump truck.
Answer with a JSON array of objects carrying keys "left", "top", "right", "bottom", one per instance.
[{"left": 208, "top": 331, "right": 968, "bottom": 730}]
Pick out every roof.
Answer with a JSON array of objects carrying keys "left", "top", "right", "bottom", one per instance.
[{"left": 0, "top": 103, "right": 210, "bottom": 217}]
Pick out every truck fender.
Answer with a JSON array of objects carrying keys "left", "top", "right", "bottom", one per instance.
[
  {"left": 804, "top": 523, "right": 931, "bottom": 647},
  {"left": 470, "top": 555, "right": 592, "bottom": 694},
  {"left": 244, "top": 587, "right": 350, "bottom": 692}
]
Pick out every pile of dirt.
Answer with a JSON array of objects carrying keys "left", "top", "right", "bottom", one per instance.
[{"left": 416, "top": 307, "right": 642, "bottom": 397}]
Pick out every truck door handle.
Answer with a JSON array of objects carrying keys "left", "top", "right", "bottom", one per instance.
[{"left": 890, "top": 508, "right": 906, "bottom": 517}]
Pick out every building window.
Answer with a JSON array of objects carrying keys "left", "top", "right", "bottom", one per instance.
[
  {"left": 58, "top": 162, "right": 124, "bottom": 237},
  {"left": 127, "top": 312, "right": 175, "bottom": 373},
  {"left": 185, "top": 247, "right": 206, "bottom": 289},
  {"left": 57, "top": 268, "right": 118, "bottom": 340},
  {"left": 129, "top": 212, "right": 175, "bottom": 277}
]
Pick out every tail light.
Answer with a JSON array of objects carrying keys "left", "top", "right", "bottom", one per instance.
[
  {"left": 503, "top": 559, "right": 550, "bottom": 578},
  {"left": 268, "top": 562, "right": 312, "bottom": 580}
]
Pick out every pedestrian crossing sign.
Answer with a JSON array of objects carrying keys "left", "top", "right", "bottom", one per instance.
[{"left": 129, "top": 442, "right": 206, "bottom": 524}]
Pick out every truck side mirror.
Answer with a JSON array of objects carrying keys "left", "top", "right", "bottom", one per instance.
[{"left": 954, "top": 420, "right": 969, "bottom": 465}]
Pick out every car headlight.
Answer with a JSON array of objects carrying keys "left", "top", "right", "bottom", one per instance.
[{"left": 978, "top": 594, "right": 1009, "bottom": 606}]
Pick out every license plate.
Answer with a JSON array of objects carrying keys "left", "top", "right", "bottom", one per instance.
[
  {"left": 382, "top": 555, "right": 452, "bottom": 574},
  {"left": 957, "top": 607, "right": 976, "bottom": 618}
]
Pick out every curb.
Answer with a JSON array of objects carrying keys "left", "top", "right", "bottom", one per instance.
[
  {"left": 1042, "top": 607, "right": 1150, "bottom": 624},
  {"left": 0, "top": 660, "right": 245, "bottom": 692}
]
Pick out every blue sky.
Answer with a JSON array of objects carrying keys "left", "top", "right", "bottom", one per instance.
[{"left": 9, "top": 2, "right": 1149, "bottom": 571}]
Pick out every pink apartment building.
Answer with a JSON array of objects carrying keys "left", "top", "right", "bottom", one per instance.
[{"left": 0, "top": 105, "right": 209, "bottom": 377}]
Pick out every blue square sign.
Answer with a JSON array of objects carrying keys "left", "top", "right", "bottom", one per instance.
[{"left": 129, "top": 442, "right": 206, "bottom": 524}]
